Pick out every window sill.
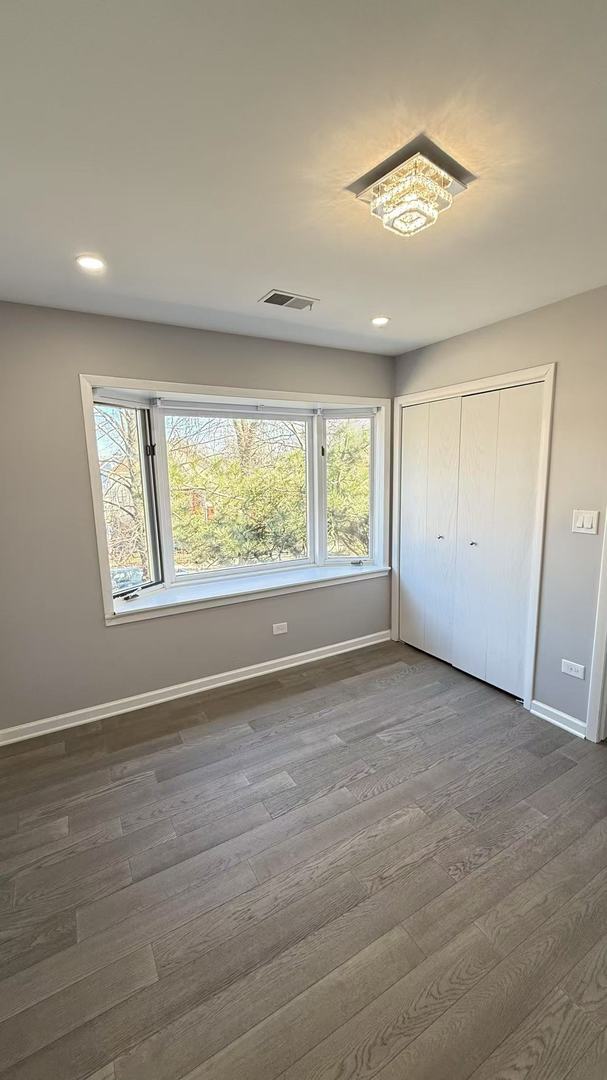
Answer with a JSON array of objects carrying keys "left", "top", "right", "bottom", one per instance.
[{"left": 108, "top": 563, "right": 391, "bottom": 625}]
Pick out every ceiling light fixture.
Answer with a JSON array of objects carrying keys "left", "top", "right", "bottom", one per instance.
[
  {"left": 348, "top": 134, "right": 475, "bottom": 240},
  {"left": 370, "top": 154, "right": 453, "bottom": 238},
  {"left": 371, "top": 316, "right": 390, "bottom": 327},
  {"left": 75, "top": 253, "right": 106, "bottom": 273}
]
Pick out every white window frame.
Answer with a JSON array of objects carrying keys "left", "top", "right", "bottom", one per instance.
[
  {"left": 321, "top": 408, "right": 377, "bottom": 566},
  {"left": 80, "top": 374, "right": 391, "bottom": 624},
  {"left": 156, "top": 404, "right": 317, "bottom": 584}
]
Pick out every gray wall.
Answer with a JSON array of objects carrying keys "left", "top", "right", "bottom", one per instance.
[
  {"left": 0, "top": 302, "right": 393, "bottom": 729},
  {"left": 4, "top": 287, "right": 605, "bottom": 732},
  {"left": 395, "top": 285, "right": 607, "bottom": 724}
]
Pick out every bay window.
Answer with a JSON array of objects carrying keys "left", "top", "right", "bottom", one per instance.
[{"left": 83, "top": 377, "right": 389, "bottom": 622}]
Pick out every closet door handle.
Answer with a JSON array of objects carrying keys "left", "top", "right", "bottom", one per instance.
[{"left": 469, "top": 540, "right": 478, "bottom": 546}]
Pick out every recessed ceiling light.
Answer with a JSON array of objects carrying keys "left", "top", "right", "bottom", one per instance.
[
  {"left": 75, "top": 253, "right": 106, "bottom": 273},
  {"left": 371, "top": 316, "right": 390, "bottom": 327}
]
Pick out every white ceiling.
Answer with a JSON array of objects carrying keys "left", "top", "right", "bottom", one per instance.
[{"left": 1, "top": 0, "right": 606, "bottom": 356}]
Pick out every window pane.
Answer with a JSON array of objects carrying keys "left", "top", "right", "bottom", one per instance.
[
  {"left": 326, "top": 416, "right": 371, "bottom": 558},
  {"left": 94, "top": 404, "right": 156, "bottom": 594},
  {"left": 165, "top": 415, "right": 308, "bottom": 575}
]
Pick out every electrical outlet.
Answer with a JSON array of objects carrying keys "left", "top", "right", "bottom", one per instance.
[
  {"left": 273, "top": 622, "right": 288, "bottom": 635},
  {"left": 561, "top": 659, "right": 585, "bottom": 680}
]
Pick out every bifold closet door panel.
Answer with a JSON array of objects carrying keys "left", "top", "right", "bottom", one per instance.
[
  {"left": 424, "top": 396, "right": 461, "bottom": 661},
  {"left": 399, "top": 403, "right": 429, "bottom": 651},
  {"left": 486, "top": 382, "right": 543, "bottom": 695},
  {"left": 451, "top": 391, "right": 500, "bottom": 681}
]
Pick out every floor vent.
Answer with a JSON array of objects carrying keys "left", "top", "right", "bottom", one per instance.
[{"left": 260, "top": 289, "right": 318, "bottom": 311}]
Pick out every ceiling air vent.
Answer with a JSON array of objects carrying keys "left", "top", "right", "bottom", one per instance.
[{"left": 259, "top": 289, "right": 318, "bottom": 311}]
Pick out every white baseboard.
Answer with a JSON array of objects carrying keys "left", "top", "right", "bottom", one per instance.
[
  {"left": 530, "top": 699, "right": 587, "bottom": 739},
  {"left": 0, "top": 631, "right": 392, "bottom": 747}
]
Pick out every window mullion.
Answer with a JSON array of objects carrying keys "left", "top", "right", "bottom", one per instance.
[
  {"left": 305, "top": 417, "right": 315, "bottom": 566},
  {"left": 310, "top": 414, "right": 321, "bottom": 565},
  {"left": 368, "top": 414, "right": 376, "bottom": 564},
  {"left": 150, "top": 406, "right": 177, "bottom": 587},
  {"left": 139, "top": 409, "right": 164, "bottom": 587},
  {"left": 314, "top": 414, "right": 328, "bottom": 565}
]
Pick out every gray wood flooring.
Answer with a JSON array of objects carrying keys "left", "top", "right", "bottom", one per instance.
[{"left": 2, "top": 641, "right": 607, "bottom": 1079}]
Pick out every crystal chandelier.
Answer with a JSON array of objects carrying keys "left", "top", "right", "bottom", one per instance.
[{"left": 370, "top": 153, "right": 453, "bottom": 238}]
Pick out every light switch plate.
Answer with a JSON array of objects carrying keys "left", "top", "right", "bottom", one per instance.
[
  {"left": 572, "top": 509, "right": 599, "bottom": 534},
  {"left": 562, "top": 658, "right": 585, "bottom": 679},
  {"left": 273, "top": 622, "right": 288, "bottom": 635}
]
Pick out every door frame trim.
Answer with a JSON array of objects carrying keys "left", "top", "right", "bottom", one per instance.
[
  {"left": 586, "top": 511, "right": 607, "bottom": 742},
  {"left": 391, "top": 363, "right": 556, "bottom": 713}
]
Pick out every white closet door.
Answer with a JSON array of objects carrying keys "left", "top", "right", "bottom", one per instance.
[
  {"left": 486, "top": 382, "right": 542, "bottom": 695},
  {"left": 451, "top": 391, "right": 500, "bottom": 681},
  {"left": 399, "top": 403, "right": 429, "bottom": 651},
  {"left": 424, "top": 397, "right": 461, "bottom": 661}
]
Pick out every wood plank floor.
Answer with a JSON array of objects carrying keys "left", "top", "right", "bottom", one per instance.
[{"left": 2, "top": 641, "right": 607, "bottom": 1080}]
